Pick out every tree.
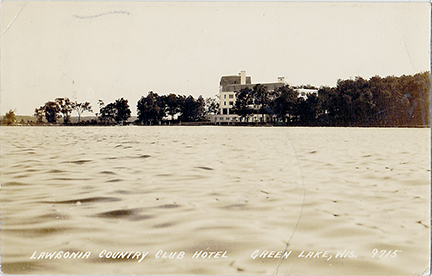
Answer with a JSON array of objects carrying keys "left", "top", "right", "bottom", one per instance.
[
  {"left": 98, "top": 101, "right": 116, "bottom": 124},
  {"left": 178, "top": 95, "right": 194, "bottom": 122},
  {"left": 196, "top": 95, "right": 205, "bottom": 121},
  {"left": 55, "top": 98, "right": 73, "bottom": 124},
  {"left": 233, "top": 88, "right": 254, "bottom": 122},
  {"left": 97, "top": 99, "right": 105, "bottom": 118},
  {"left": 295, "top": 93, "right": 319, "bottom": 125},
  {"left": 160, "top": 93, "right": 180, "bottom": 121},
  {"left": 204, "top": 95, "right": 220, "bottom": 116},
  {"left": 72, "top": 101, "right": 93, "bottom": 123},
  {"left": 98, "top": 98, "right": 131, "bottom": 125},
  {"left": 271, "top": 85, "right": 298, "bottom": 124},
  {"left": 315, "top": 86, "right": 336, "bottom": 125},
  {"left": 3, "top": 109, "right": 16, "bottom": 125},
  {"left": 253, "top": 84, "right": 271, "bottom": 122},
  {"left": 114, "top": 98, "right": 131, "bottom": 124},
  {"left": 43, "top": 101, "right": 60, "bottom": 123},
  {"left": 34, "top": 107, "right": 45, "bottom": 123},
  {"left": 137, "top": 92, "right": 164, "bottom": 125},
  {"left": 411, "top": 72, "right": 430, "bottom": 126},
  {"left": 397, "top": 72, "right": 430, "bottom": 126},
  {"left": 352, "top": 89, "right": 375, "bottom": 126},
  {"left": 178, "top": 95, "right": 205, "bottom": 122}
]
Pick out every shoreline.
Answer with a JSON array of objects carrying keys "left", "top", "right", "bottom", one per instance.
[{"left": 2, "top": 122, "right": 430, "bottom": 128}]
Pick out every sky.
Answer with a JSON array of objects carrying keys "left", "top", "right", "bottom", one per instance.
[{"left": 0, "top": 1, "right": 430, "bottom": 116}]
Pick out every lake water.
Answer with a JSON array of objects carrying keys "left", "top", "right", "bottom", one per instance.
[{"left": 0, "top": 126, "right": 430, "bottom": 275}]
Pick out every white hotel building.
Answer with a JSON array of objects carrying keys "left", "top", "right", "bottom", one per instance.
[{"left": 212, "top": 71, "right": 318, "bottom": 123}]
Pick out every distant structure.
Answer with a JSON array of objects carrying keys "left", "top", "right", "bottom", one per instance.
[
  {"left": 212, "top": 71, "right": 318, "bottom": 124},
  {"left": 218, "top": 71, "right": 251, "bottom": 118},
  {"left": 296, "top": 88, "right": 319, "bottom": 100}
]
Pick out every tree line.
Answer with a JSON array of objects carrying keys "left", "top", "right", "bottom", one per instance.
[
  {"left": 2, "top": 72, "right": 429, "bottom": 127},
  {"left": 26, "top": 93, "right": 219, "bottom": 125},
  {"left": 136, "top": 92, "right": 218, "bottom": 125},
  {"left": 34, "top": 98, "right": 93, "bottom": 124},
  {"left": 232, "top": 72, "right": 430, "bottom": 127}
]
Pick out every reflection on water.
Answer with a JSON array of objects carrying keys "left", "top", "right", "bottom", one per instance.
[{"left": 1, "top": 126, "right": 430, "bottom": 275}]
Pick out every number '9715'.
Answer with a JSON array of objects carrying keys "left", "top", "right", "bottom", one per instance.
[{"left": 372, "top": 249, "right": 401, "bottom": 258}]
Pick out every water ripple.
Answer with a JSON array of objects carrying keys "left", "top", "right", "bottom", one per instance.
[
  {"left": 67, "top": 160, "right": 93, "bottom": 165},
  {"left": 94, "top": 209, "right": 153, "bottom": 221},
  {"left": 156, "top": 204, "right": 181, "bottom": 209},
  {"left": 41, "top": 197, "right": 121, "bottom": 204}
]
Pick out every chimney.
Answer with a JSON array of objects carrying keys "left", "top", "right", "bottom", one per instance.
[
  {"left": 278, "top": 76, "right": 285, "bottom": 83},
  {"left": 240, "top": 71, "right": 246, "bottom": 84}
]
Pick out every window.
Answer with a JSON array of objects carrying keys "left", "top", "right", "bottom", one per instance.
[
  {"left": 224, "top": 95, "right": 226, "bottom": 99},
  {"left": 229, "top": 101, "right": 234, "bottom": 106},
  {"left": 224, "top": 101, "right": 226, "bottom": 106},
  {"left": 222, "top": 108, "right": 228, "bottom": 115},
  {"left": 229, "top": 94, "right": 234, "bottom": 99}
]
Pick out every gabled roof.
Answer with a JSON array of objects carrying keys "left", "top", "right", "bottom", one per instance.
[{"left": 219, "top": 75, "right": 252, "bottom": 86}]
